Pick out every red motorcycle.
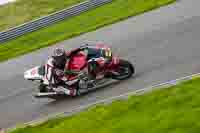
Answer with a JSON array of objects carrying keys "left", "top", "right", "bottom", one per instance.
[{"left": 24, "top": 44, "right": 135, "bottom": 99}]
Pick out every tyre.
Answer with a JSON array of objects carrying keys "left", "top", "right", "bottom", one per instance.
[{"left": 111, "top": 59, "right": 135, "bottom": 80}]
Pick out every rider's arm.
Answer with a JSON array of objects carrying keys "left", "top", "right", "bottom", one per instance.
[
  {"left": 66, "top": 48, "right": 85, "bottom": 58},
  {"left": 66, "top": 44, "right": 88, "bottom": 58}
]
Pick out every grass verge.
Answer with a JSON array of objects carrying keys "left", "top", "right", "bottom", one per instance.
[
  {"left": 0, "top": 0, "right": 176, "bottom": 62},
  {"left": 0, "top": 0, "right": 84, "bottom": 31},
  {"left": 9, "top": 78, "right": 200, "bottom": 133}
]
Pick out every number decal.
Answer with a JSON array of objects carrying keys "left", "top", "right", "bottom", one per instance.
[
  {"left": 105, "top": 48, "right": 112, "bottom": 58},
  {"left": 31, "top": 69, "right": 37, "bottom": 75}
]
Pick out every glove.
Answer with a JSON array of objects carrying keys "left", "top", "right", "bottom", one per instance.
[{"left": 54, "top": 69, "right": 64, "bottom": 77}]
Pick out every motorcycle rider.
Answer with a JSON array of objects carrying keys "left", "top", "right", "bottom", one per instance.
[{"left": 49, "top": 44, "right": 112, "bottom": 96}]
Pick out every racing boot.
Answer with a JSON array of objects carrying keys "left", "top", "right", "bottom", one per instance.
[{"left": 52, "top": 85, "right": 77, "bottom": 96}]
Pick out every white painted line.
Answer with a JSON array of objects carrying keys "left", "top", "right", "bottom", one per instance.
[
  {"left": 0, "top": 0, "right": 16, "bottom": 5},
  {"left": 0, "top": 128, "right": 5, "bottom": 133}
]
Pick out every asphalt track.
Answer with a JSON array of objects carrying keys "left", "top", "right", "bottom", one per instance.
[{"left": 0, "top": 0, "right": 200, "bottom": 128}]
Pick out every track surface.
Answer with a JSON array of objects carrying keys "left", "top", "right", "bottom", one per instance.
[{"left": 0, "top": 0, "right": 199, "bottom": 128}]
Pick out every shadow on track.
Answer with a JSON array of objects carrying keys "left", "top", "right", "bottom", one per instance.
[{"left": 46, "top": 74, "right": 139, "bottom": 106}]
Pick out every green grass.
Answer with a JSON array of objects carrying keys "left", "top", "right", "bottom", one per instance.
[
  {"left": 0, "top": 0, "right": 84, "bottom": 31},
  {"left": 0, "top": 0, "right": 176, "bottom": 62},
  {"left": 9, "top": 78, "right": 200, "bottom": 133}
]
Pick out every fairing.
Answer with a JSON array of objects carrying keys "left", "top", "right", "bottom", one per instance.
[{"left": 24, "top": 66, "right": 43, "bottom": 80}]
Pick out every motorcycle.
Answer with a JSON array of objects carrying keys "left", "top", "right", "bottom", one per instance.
[{"left": 24, "top": 44, "right": 135, "bottom": 99}]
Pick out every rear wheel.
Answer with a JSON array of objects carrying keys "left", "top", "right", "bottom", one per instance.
[{"left": 111, "top": 59, "right": 135, "bottom": 80}]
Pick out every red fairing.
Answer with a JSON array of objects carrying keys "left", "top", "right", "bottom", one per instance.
[
  {"left": 96, "top": 57, "right": 106, "bottom": 67},
  {"left": 68, "top": 51, "right": 87, "bottom": 71},
  {"left": 67, "top": 51, "right": 87, "bottom": 80},
  {"left": 65, "top": 44, "right": 120, "bottom": 81}
]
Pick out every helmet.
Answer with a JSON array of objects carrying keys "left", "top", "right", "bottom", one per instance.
[{"left": 52, "top": 47, "right": 66, "bottom": 67}]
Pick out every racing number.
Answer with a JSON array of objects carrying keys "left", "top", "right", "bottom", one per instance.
[
  {"left": 31, "top": 69, "right": 37, "bottom": 75},
  {"left": 104, "top": 48, "right": 112, "bottom": 58}
]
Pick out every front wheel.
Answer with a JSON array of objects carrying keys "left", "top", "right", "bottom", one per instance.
[{"left": 111, "top": 59, "right": 135, "bottom": 80}]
